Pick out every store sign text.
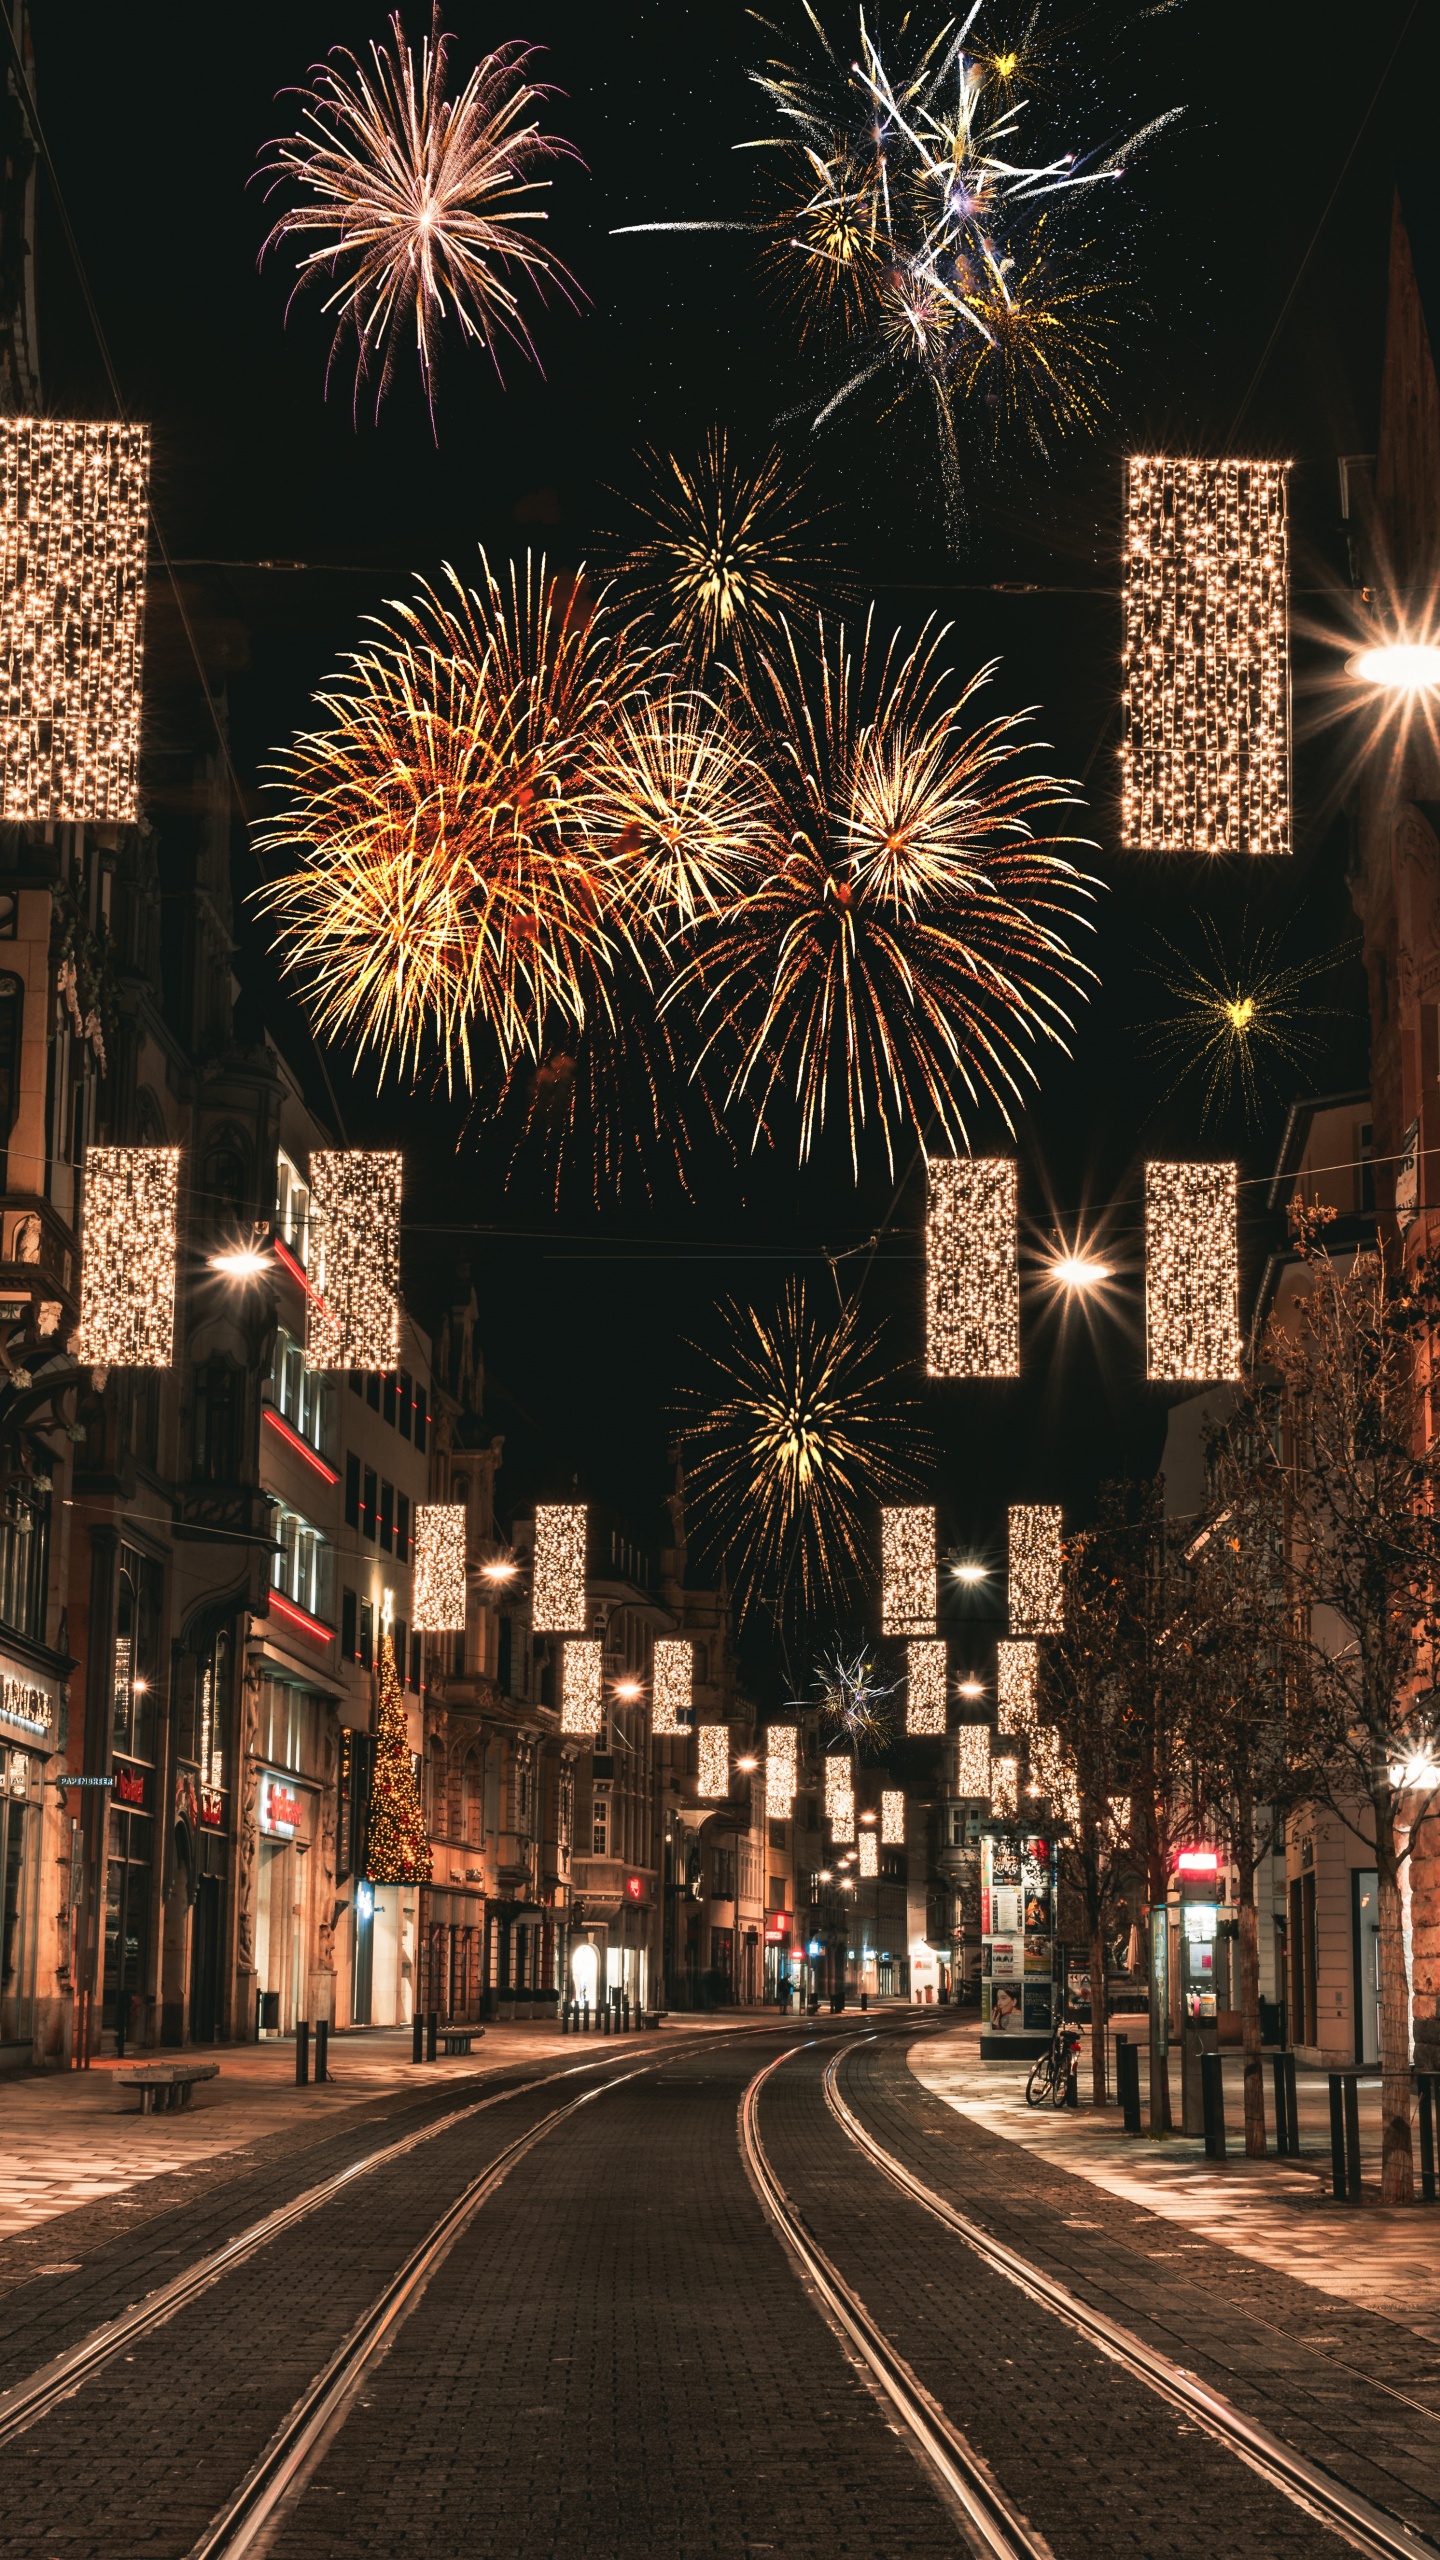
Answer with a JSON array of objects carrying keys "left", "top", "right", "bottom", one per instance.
[
  {"left": 114, "top": 1764, "right": 147, "bottom": 1808},
  {"left": 0, "top": 1672, "right": 54, "bottom": 1737},
  {"left": 260, "top": 1776, "right": 303, "bottom": 1837}
]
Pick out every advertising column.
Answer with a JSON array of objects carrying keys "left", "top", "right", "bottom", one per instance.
[{"left": 981, "top": 1827, "right": 1057, "bottom": 2058}]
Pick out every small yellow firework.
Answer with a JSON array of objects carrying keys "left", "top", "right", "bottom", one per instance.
[
  {"left": 1142, "top": 917, "right": 1351, "bottom": 1130},
  {"left": 608, "top": 432, "right": 837, "bottom": 670}
]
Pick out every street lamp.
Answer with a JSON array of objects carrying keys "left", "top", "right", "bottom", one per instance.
[
  {"left": 1052, "top": 1251, "right": 1112, "bottom": 1290},
  {"left": 1347, "top": 640, "right": 1440, "bottom": 692},
  {"left": 952, "top": 1561, "right": 988, "bottom": 1585},
  {"left": 956, "top": 1678, "right": 985, "bottom": 1701}
]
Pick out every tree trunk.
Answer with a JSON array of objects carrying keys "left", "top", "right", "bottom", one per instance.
[
  {"left": 1375, "top": 1805, "right": 1413, "bottom": 2205},
  {"left": 1089, "top": 1913, "right": 1108, "bottom": 2106},
  {"left": 1235, "top": 1792, "right": 1265, "bottom": 2157}
]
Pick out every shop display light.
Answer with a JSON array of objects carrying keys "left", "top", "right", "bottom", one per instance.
[
  {"left": 306, "top": 1150, "right": 402, "bottom": 1371},
  {"left": 1145, "top": 1160, "right": 1242, "bottom": 1382},
  {"left": 924, "top": 1156, "right": 1019, "bottom": 1377},
  {"left": 882, "top": 1504, "right": 937, "bottom": 1636},
  {"left": 0, "top": 420, "right": 150, "bottom": 823},
  {"left": 1121, "top": 456, "right": 1291, "bottom": 858},
  {"left": 76, "top": 1146, "right": 180, "bottom": 1367},
  {"left": 1007, "top": 1505, "right": 1063, "bottom": 1635},
  {"left": 560, "top": 1638, "right": 603, "bottom": 1734},
  {"left": 651, "top": 1637, "right": 692, "bottom": 1735},
  {"left": 905, "top": 1636, "right": 948, "bottom": 1736},
  {"left": 413, "top": 1503, "right": 466, "bottom": 1631},
  {"left": 532, "top": 1502, "right": 588, "bottom": 1631}
]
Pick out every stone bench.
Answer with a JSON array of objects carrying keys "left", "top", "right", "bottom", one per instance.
[
  {"left": 116, "top": 2062, "right": 220, "bottom": 2114},
  {"left": 440, "top": 2029, "right": 481, "bottom": 2056}
]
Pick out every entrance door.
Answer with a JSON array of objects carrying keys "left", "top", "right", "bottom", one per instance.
[
  {"left": 102, "top": 1811, "right": 153, "bottom": 2055},
  {"left": 352, "top": 1879, "right": 375, "bottom": 2023},
  {"left": 191, "top": 1874, "right": 222, "bottom": 2042},
  {"left": 1353, "top": 1869, "right": 1380, "bottom": 2067}
]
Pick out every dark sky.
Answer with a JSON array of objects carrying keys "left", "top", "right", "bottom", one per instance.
[{"left": 26, "top": 0, "right": 1434, "bottom": 1681}]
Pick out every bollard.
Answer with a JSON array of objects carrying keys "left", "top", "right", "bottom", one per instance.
[
  {"left": 315, "top": 2019, "right": 328, "bottom": 2084},
  {"left": 1344, "top": 2072, "right": 1362, "bottom": 2202},
  {"left": 1117, "top": 2036, "right": 1142, "bottom": 2137},
  {"left": 1328, "top": 2073, "right": 1351, "bottom": 2200},
  {"left": 602, "top": 2001, "right": 611, "bottom": 2035},
  {"left": 1200, "top": 2050, "right": 1226, "bottom": 2160},
  {"left": 1272, "top": 2050, "right": 1292, "bottom": 2156},
  {"left": 582, "top": 1998, "right": 590, "bottom": 2033},
  {"left": 1065, "top": 2062, "right": 1078, "bottom": 2109},
  {"left": 412, "top": 2011, "right": 425, "bottom": 2064},
  {"left": 623, "top": 1993, "right": 631, "bottom": 2032},
  {"left": 426, "top": 2009, "right": 438, "bottom": 2063},
  {"left": 295, "top": 2020, "right": 310, "bottom": 2087},
  {"left": 1416, "top": 2072, "right": 1437, "bottom": 2204}
]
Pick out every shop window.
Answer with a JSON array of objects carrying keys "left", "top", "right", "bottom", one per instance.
[{"left": 193, "top": 1358, "right": 241, "bottom": 1483}]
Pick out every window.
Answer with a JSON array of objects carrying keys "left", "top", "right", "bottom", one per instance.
[
  {"left": 393, "top": 1616, "right": 408, "bottom": 1686},
  {"left": 0, "top": 1465, "right": 48, "bottom": 1643},
  {"left": 360, "top": 1599, "right": 374, "bottom": 1670},
  {"left": 362, "top": 1468, "right": 377, "bottom": 1542},
  {"left": 366, "top": 1374, "right": 380, "bottom": 1412},
  {"left": 345, "top": 1455, "right": 360, "bottom": 1529},
  {"left": 342, "top": 1589, "right": 357, "bottom": 1660},
  {"left": 497, "top": 1616, "right": 512, "bottom": 1693},
  {"left": 712, "top": 1847, "right": 736, "bottom": 1901},
  {"left": 382, "top": 1373, "right": 396, "bottom": 1427},
  {"left": 112, "top": 1548, "right": 162, "bottom": 1761},
  {"left": 271, "top": 1326, "right": 326, "bottom": 1455},
  {"left": 414, "top": 1385, "right": 428, "bottom": 1454},
  {"left": 196, "top": 1628, "right": 230, "bottom": 1790},
  {"left": 271, "top": 1505, "right": 332, "bottom": 1626},
  {"left": 0, "top": 973, "right": 22, "bottom": 1149},
  {"left": 193, "top": 1358, "right": 241, "bottom": 1483},
  {"left": 592, "top": 1796, "right": 609, "bottom": 1856},
  {"left": 398, "top": 1372, "right": 413, "bottom": 1441},
  {"left": 275, "top": 1151, "right": 311, "bottom": 1262},
  {"left": 396, "top": 1493, "right": 410, "bottom": 1566},
  {"left": 379, "top": 1480, "right": 394, "bottom": 1555},
  {"left": 768, "top": 1819, "right": 787, "bottom": 1850},
  {"left": 349, "top": 1372, "right": 362, "bottom": 1400},
  {"left": 409, "top": 1632, "right": 422, "bottom": 1691}
]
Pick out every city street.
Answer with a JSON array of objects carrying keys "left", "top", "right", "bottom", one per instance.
[{"left": 2, "top": 2020, "right": 1438, "bottom": 2560}]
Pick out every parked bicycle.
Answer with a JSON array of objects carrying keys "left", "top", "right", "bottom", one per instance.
[{"left": 1025, "top": 2017, "right": 1082, "bottom": 2108}]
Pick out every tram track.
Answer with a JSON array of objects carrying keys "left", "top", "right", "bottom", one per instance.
[{"left": 818, "top": 2042, "right": 1440, "bottom": 2560}]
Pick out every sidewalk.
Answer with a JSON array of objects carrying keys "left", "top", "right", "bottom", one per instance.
[
  {"left": 910, "top": 2021, "right": 1440, "bottom": 2337},
  {"left": 0, "top": 2012, "right": 782, "bottom": 2244}
]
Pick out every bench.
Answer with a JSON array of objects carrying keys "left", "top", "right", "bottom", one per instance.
[
  {"left": 116, "top": 2062, "right": 220, "bottom": 2115},
  {"left": 440, "top": 2029, "right": 481, "bottom": 2056}
]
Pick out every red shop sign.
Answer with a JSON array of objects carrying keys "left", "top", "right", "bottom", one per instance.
[{"left": 113, "top": 1764, "right": 147, "bottom": 1809}]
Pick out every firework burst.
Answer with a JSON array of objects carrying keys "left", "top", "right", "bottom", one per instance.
[
  {"left": 606, "top": 432, "right": 838, "bottom": 672},
  {"left": 681, "top": 1280, "right": 925, "bottom": 1629},
  {"left": 259, "top": 11, "right": 581, "bottom": 417},
  {"left": 672, "top": 612, "right": 1096, "bottom": 1173},
  {"left": 809, "top": 1646, "right": 901, "bottom": 1748},
  {"left": 1142, "top": 915, "right": 1353, "bottom": 1131}
]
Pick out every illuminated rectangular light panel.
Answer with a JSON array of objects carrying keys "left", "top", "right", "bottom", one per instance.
[
  {"left": 1030, "top": 1727, "right": 1080, "bottom": 1824},
  {"left": 881, "top": 1789, "right": 905, "bottom": 1845},
  {"left": 766, "top": 1723, "right": 797, "bottom": 1818},
  {"left": 992, "top": 1754, "right": 1019, "bottom": 1820},
  {"left": 76, "top": 1146, "right": 179, "bottom": 1367},
  {"left": 560, "top": 1638, "right": 603, "bottom": 1734},
  {"left": 0, "top": 420, "right": 150, "bottom": 823},
  {"left": 651, "top": 1637, "right": 691, "bottom": 1735},
  {"left": 925, "top": 1156, "right": 1019, "bottom": 1378},
  {"left": 532, "top": 1503, "right": 588, "bottom": 1632},
  {"left": 825, "top": 1757, "right": 855, "bottom": 1841},
  {"left": 954, "top": 1725, "right": 992, "bottom": 1799},
  {"left": 305, "top": 1151, "right": 401, "bottom": 1372},
  {"left": 997, "top": 1639, "right": 1038, "bottom": 1738},
  {"left": 906, "top": 1637, "right": 948, "bottom": 1737},
  {"left": 1145, "top": 1161, "right": 1242, "bottom": 1382},
  {"left": 1008, "top": 1505, "right": 1063, "bottom": 1635},
  {"left": 413, "top": 1504, "right": 466, "bottom": 1631},
  {"left": 882, "top": 1506, "right": 937, "bottom": 1636},
  {"left": 697, "top": 1724, "right": 729, "bottom": 1798},
  {"left": 1120, "top": 456, "right": 1291, "bottom": 858},
  {"left": 858, "top": 1830, "right": 879, "bottom": 1877}
]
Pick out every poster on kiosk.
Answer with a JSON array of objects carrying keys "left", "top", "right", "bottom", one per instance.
[
  {"left": 981, "top": 1830, "right": 1057, "bottom": 2055},
  {"left": 1175, "top": 1845, "right": 1222, "bottom": 2134}
]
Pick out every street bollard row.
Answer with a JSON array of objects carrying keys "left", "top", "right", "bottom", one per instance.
[
  {"left": 292, "top": 2018, "right": 329, "bottom": 2086},
  {"left": 559, "top": 1994, "right": 648, "bottom": 2035}
]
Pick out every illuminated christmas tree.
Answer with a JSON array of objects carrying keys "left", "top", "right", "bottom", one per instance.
[{"left": 365, "top": 1628, "right": 431, "bottom": 1884}]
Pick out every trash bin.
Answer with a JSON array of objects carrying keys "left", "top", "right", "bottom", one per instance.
[{"left": 256, "top": 1988, "right": 281, "bottom": 2038}]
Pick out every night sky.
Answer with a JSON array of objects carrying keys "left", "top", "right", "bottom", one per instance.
[{"left": 28, "top": 0, "right": 1435, "bottom": 1689}]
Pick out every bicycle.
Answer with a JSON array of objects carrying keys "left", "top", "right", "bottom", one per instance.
[{"left": 1025, "top": 2018, "right": 1081, "bottom": 2108}]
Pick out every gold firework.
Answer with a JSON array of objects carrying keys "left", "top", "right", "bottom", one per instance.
[
  {"left": 1143, "top": 917, "right": 1352, "bottom": 1131},
  {"left": 259, "top": 11, "right": 581, "bottom": 415},
  {"left": 607, "top": 432, "right": 837, "bottom": 671},
  {"left": 256, "top": 553, "right": 645, "bottom": 1090},
  {"left": 671, "top": 613, "right": 1096, "bottom": 1173},
  {"left": 681, "top": 1280, "right": 926, "bottom": 1627},
  {"left": 588, "top": 683, "right": 770, "bottom": 934}
]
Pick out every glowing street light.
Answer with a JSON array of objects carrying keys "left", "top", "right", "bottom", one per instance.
[
  {"left": 1348, "top": 641, "right": 1440, "bottom": 693},
  {"left": 952, "top": 1562, "right": 988, "bottom": 1585},
  {"left": 1053, "top": 1253, "right": 1112, "bottom": 1290},
  {"left": 956, "top": 1678, "right": 985, "bottom": 1700},
  {"left": 612, "top": 1677, "right": 643, "bottom": 1703},
  {"left": 209, "top": 1244, "right": 270, "bottom": 1281}
]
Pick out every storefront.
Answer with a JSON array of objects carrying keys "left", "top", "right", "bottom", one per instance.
[
  {"left": 0, "top": 1663, "right": 58, "bottom": 2064},
  {"left": 418, "top": 1884, "right": 481, "bottom": 2025},
  {"left": 253, "top": 1768, "right": 317, "bottom": 2036}
]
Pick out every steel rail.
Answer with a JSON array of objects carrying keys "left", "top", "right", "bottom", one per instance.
[
  {"left": 822, "top": 2049, "right": 1439, "bottom": 2560},
  {"left": 739, "top": 2044, "right": 1050, "bottom": 2560},
  {"left": 0, "top": 2029, "right": 748, "bottom": 2448}
]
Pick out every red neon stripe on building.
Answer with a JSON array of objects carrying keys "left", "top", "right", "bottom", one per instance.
[
  {"left": 263, "top": 1405, "right": 340, "bottom": 1484},
  {"left": 268, "top": 1590, "right": 336, "bottom": 1646}
]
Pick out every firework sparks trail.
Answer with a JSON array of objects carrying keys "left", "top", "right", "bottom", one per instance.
[
  {"left": 259, "top": 9, "right": 582, "bottom": 416},
  {"left": 605, "top": 431, "right": 840, "bottom": 672},
  {"left": 670, "top": 611, "right": 1097, "bottom": 1174},
  {"left": 808, "top": 1645, "right": 902, "bottom": 1747},
  {"left": 1142, "top": 915, "right": 1353, "bottom": 1131},
  {"left": 681, "top": 1280, "right": 925, "bottom": 1628}
]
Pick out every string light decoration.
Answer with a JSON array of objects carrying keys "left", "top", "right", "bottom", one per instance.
[
  {"left": 305, "top": 1151, "right": 401, "bottom": 1371},
  {"left": 1008, "top": 1506, "right": 1064, "bottom": 1636},
  {"left": 651, "top": 1637, "right": 692, "bottom": 1735},
  {"left": 532, "top": 1502, "right": 588, "bottom": 1631},
  {"left": 954, "top": 1725, "right": 992, "bottom": 1799},
  {"left": 992, "top": 1754, "right": 1019, "bottom": 1820},
  {"left": 858, "top": 1830, "right": 879, "bottom": 1877},
  {"left": 825, "top": 1755, "right": 855, "bottom": 1841},
  {"left": 766, "top": 1722, "right": 797, "bottom": 1818},
  {"left": 413, "top": 1504, "right": 467, "bottom": 1630},
  {"left": 365, "top": 1631, "right": 431, "bottom": 1883},
  {"left": 1029, "top": 1726, "right": 1080, "bottom": 1824},
  {"left": 697, "top": 1724, "right": 730, "bottom": 1797},
  {"left": 1120, "top": 457, "right": 1291, "bottom": 859},
  {"left": 997, "top": 1640, "right": 1039, "bottom": 1739},
  {"left": 881, "top": 1789, "right": 905, "bottom": 1846},
  {"left": 906, "top": 1638, "right": 948, "bottom": 1737},
  {"left": 76, "top": 1147, "right": 180, "bottom": 1367},
  {"left": 1145, "top": 1161, "right": 1242, "bottom": 1382},
  {"left": 882, "top": 1506, "right": 937, "bottom": 1637},
  {"left": 560, "top": 1638, "right": 603, "bottom": 1734},
  {"left": 0, "top": 421, "right": 150, "bottom": 824},
  {"left": 925, "top": 1157, "right": 1020, "bottom": 1378}
]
